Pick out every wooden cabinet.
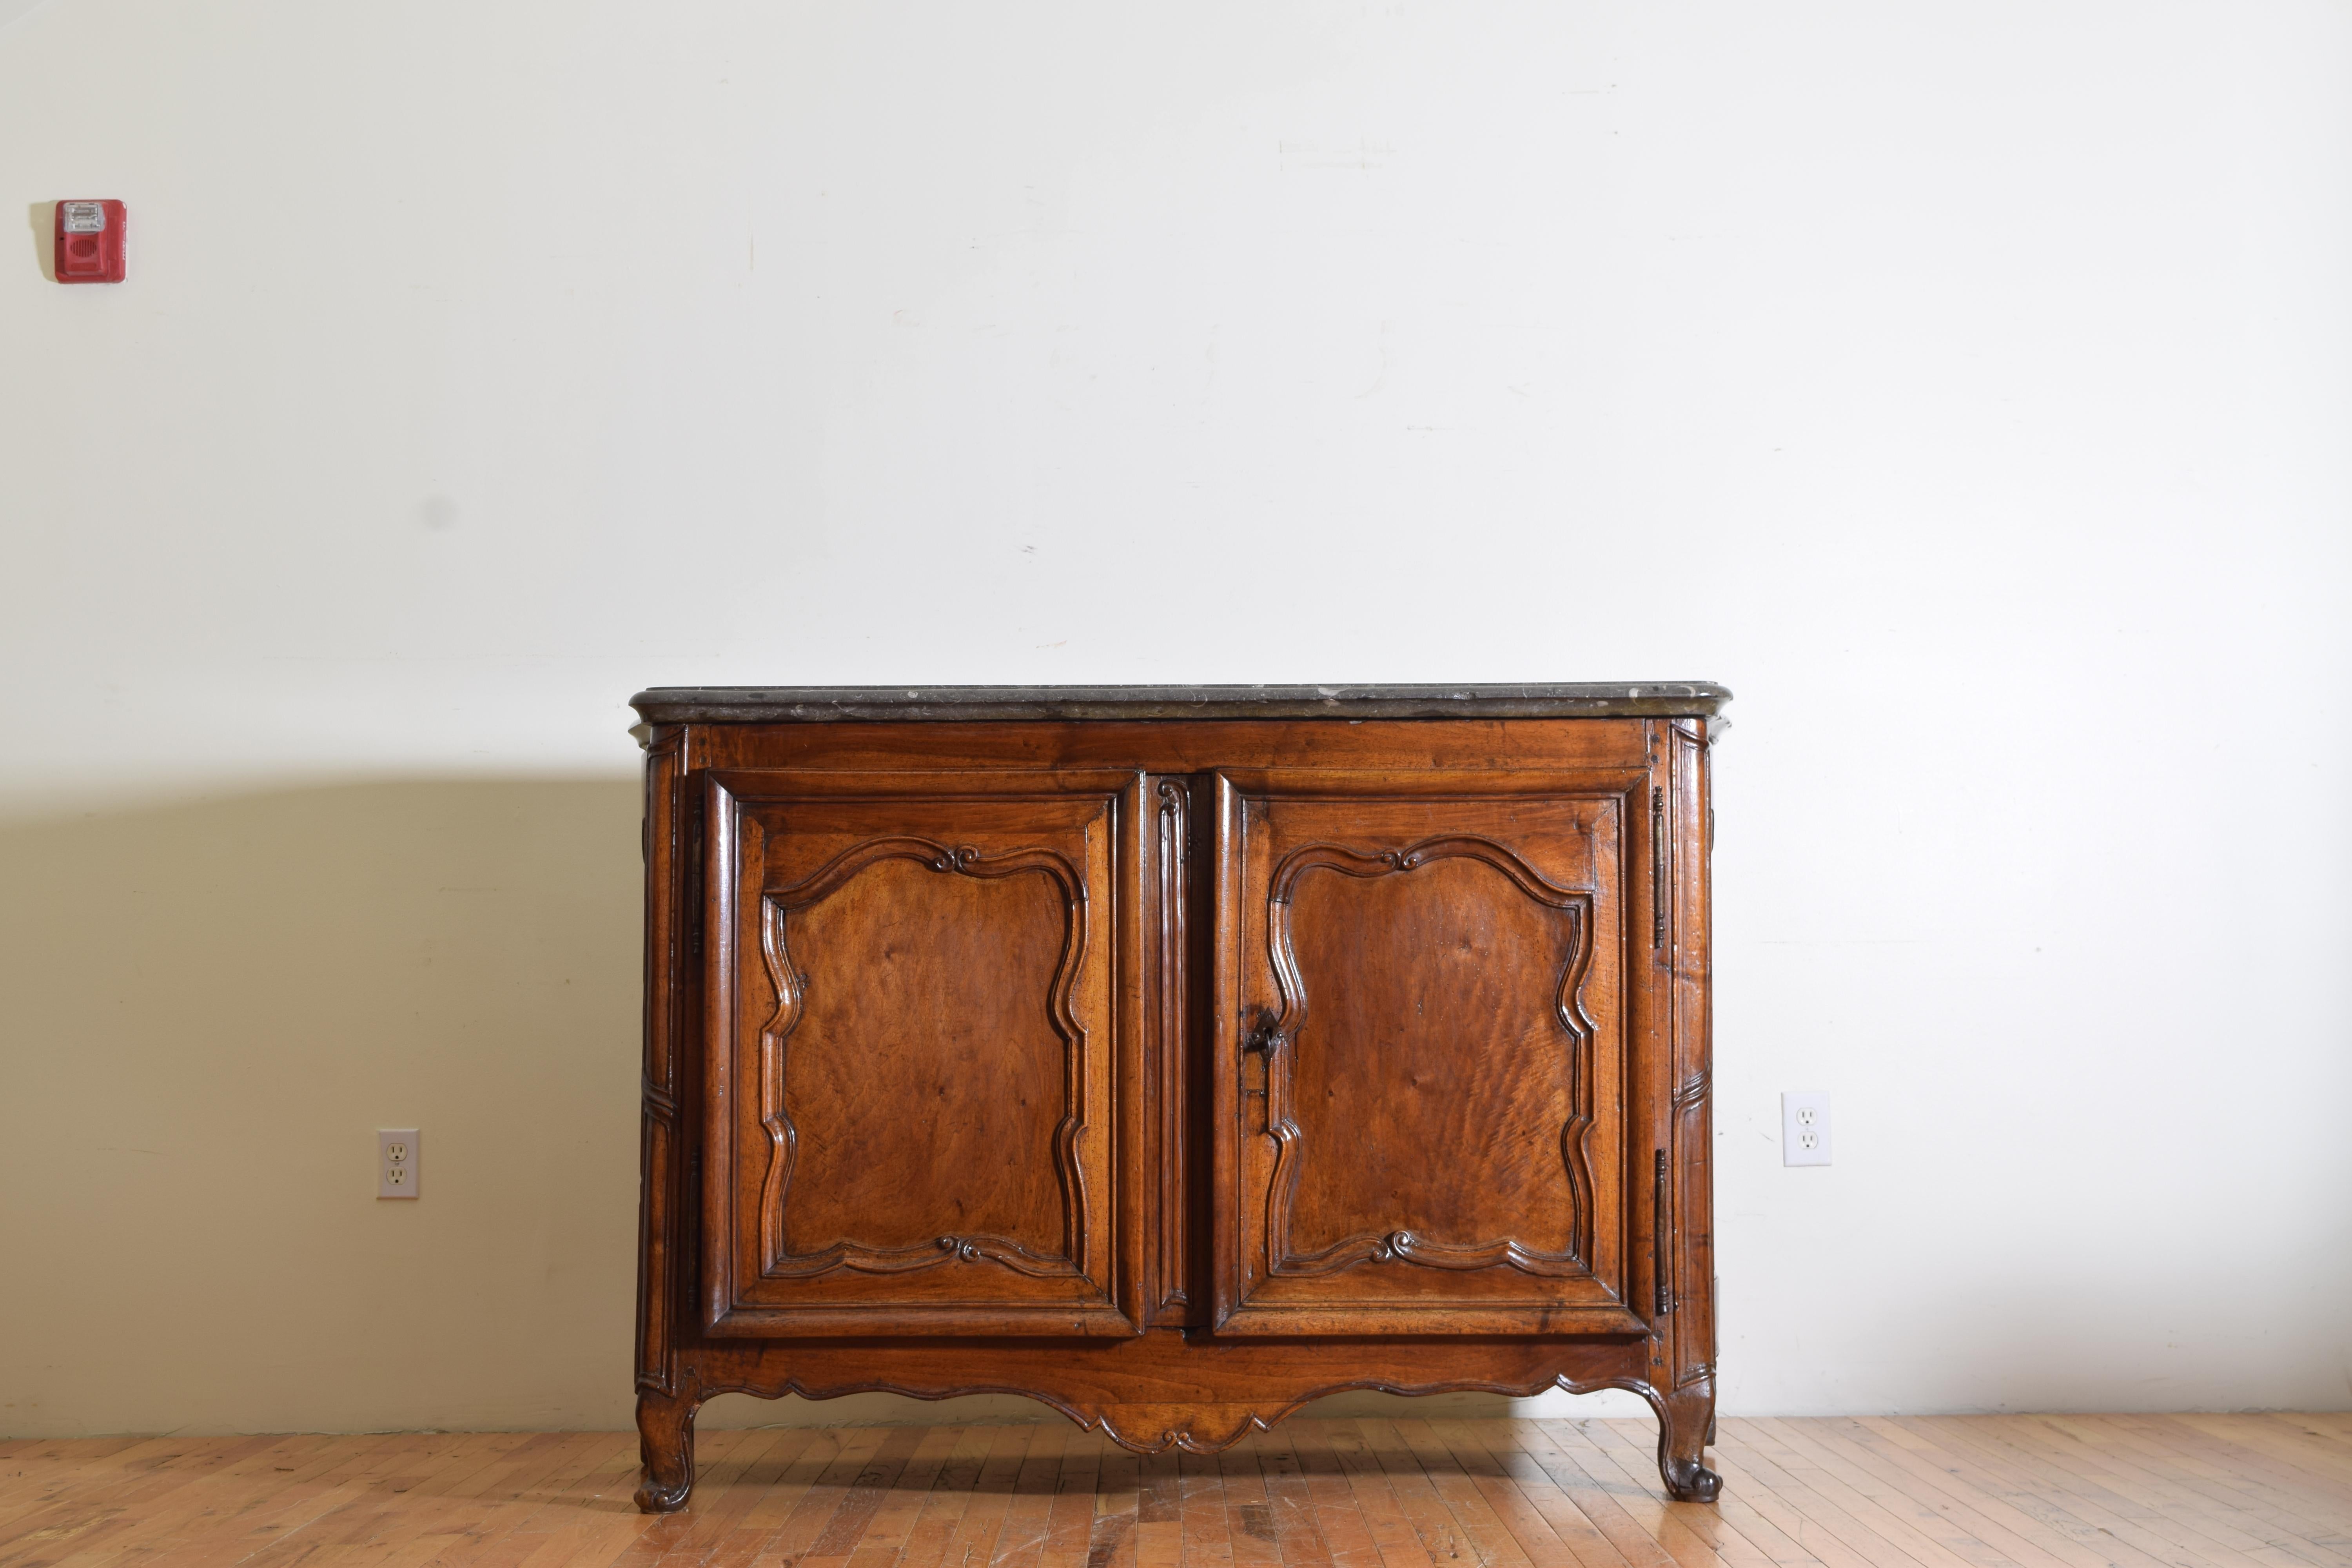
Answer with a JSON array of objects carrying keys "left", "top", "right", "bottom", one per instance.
[{"left": 630, "top": 685, "right": 1729, "bottom": 1511}]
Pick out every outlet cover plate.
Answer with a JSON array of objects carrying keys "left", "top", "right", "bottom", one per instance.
[
  {"left": 1781, "top": 1091, "right": 1831, "bottom": 1167},
  {"left": 378, "top": 1128, "right": 420, "bottom": 1198}
]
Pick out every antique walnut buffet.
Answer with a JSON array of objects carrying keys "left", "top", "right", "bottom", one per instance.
[{"left": 628, "top": 683, "right": 1729, "bottom": 1510}]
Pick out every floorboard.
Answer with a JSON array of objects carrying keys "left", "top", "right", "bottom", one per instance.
[{"left": 1, "top": 1418, "right": 2343, "bottom": 1568}]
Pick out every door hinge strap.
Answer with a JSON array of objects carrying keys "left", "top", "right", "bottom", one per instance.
[
  {"left": 1651, "top": 788, "right": 1668, "bottom": 949},
  {"left": 1653, "top": 1147, "right": 1675, "bottom": 1316}
]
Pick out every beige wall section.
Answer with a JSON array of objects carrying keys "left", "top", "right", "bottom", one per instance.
[{"left": 0, "top": 781, "right": 647, "bottom": 1435}]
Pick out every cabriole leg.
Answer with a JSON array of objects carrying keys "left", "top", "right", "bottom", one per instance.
[
  {"left": 1641, "top": 1375, "right": 1721, "bottom": 1502},
  {"left": 634, "top": 1379, "right": 703, "bottom": 1513}
]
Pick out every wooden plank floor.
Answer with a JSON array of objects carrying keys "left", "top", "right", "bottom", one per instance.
[{"left": 2, "top": 1415, "right": 2347, "bottom": 1567}]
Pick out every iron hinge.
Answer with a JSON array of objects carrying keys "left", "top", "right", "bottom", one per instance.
[
  {"left": 1650, "top": 788, "right": 1668, "bottom": 949},
  {"left": 1653, "top": 1147, "right": 1676, "bottom": 1317}
]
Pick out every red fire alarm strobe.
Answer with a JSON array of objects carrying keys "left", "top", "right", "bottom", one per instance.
[{"left": 55, "top": 200, "right": 127, "bottom": 283}]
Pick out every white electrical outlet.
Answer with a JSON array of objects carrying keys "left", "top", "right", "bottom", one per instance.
[
  {"left": 378, "top": 1128, "right": 421, "bottom": 1198},
  {"left": 1781, "top": 1092, "right": 1831, "bottom": 1167}
]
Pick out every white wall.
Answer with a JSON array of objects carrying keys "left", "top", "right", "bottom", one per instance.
[{"left": 3, "top": 0, "right": 2347, "bottom": 1437}]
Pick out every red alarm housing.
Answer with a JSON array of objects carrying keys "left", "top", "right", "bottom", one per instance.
[{"left": 55, "top": 200, "right": 127, "bottom": 283}]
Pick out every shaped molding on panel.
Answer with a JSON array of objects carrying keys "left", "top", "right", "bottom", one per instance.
[
  {"left": 1258, "top": 835, "right": 1597, "bottom": 1281},
  {"left": 755, "top": 835, "right": 1093, "bottom": 1282}
]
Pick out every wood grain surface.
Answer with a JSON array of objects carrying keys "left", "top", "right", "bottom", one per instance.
[{"left": 4, "top": 1414, "right": 2345, "bottom": 1566}]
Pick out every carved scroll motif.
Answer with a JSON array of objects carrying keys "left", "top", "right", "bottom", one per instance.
[
  {"left": 1259, "top": 835, "right": 1596, "bottom": 1280},
  {"left": 757, "top": 837, "right": 1093, "bottom": 1282}
]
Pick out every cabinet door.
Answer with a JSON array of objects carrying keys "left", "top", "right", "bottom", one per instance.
[
  {"left": 700, "top": 769, "right": 1140, "bottom": 1337},
  {"left": 1209, "top": 769, "right": 1650, "bottom": 1336}
]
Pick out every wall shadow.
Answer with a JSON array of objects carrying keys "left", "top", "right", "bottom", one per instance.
[
  {"left": 0, "top": 777, "right": 646, "bottom": 1437},
  {"left": 25, "top": 200, "right": 55, "bottom": 281}
]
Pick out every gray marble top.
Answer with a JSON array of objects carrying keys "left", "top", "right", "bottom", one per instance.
[{"left": 629, "top": 682, "right": 1729, "bottom": 724}]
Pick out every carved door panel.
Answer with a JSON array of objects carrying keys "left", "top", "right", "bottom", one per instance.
[
  {"left": 1209, "top": 769, "right": 1649, "bottom": 1336},
  {"left": 700, "top": 770, "right": 1141, "bottom": 1337}
]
